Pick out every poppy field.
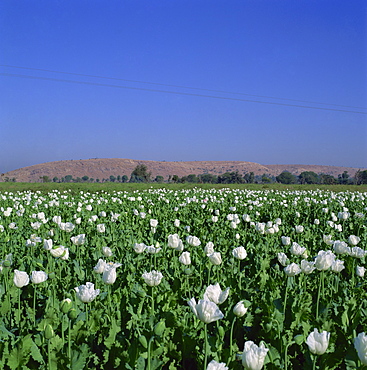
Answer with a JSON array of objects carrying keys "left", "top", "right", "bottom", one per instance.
[{"left": 0, "top": 187, "right": 366, "bottom": 369}]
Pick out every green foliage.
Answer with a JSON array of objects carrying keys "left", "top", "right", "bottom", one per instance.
[
  {"left": 298, "top": 171, "right": 319, "bottom": 184},
  {"left": 130, "top": 164, "right": 151, "bottom": 183},
  {"left": 276, "top": 171, "right": 297, "bottom": 184}
]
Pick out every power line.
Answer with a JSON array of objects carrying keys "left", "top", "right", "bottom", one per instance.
[
  {"left": 1, "top": 63, "right": 366, "bottom": 110},
  {"left": 1, "top": 72, "right": 366, "bottom": 115}
]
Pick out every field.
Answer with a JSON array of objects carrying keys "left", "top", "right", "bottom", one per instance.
[{"left": 0, "top": 184, "right": 366, "bottom": 369}]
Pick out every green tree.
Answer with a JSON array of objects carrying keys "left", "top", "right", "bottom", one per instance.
[
  {"left": 109, "top": 175, "right": 116, "bottom": 182},
  {"left": 121, "top": 175, "right": 128, "bottom": 183},
  {"left": 319, "top": 174, "right": 336, "bottom": 184},
  {"left": 261, "top": 174, "right": 272, "bottom": 183},
  {"left": 199, "top": 173, "right": 218, "bottom": 183},
  {"left": 64, "top": 175, "right": 73, "bottom": 183},
  {"left": 276, "top": 171, "right": 297, "bottom": 184},
  {"left": 172, "top": 175, "right": 179, "bottom": 183},
  {"left": 338, "top": 171, "right": 350, "bottom": 185},
  {"left": 40, "top": 176, "right": 51, "bottom": 183},
  {"left": 218, "top": 171, "right": 244, "bottom": 184},
  {"left": 298, "top": 171, "right": 319, "bottom": 184},
  {"left": 354, "top": 170, "right": 367, "bottom": 184},
  {"left": 82, "top": 176, "right": 89, "bottom": 182},
  {"left": 155, "top": 175, "right": 164, "bottom": 183},
  {"left": 187, "top": 174, "right": 199, "bottom": 183},
  {"left": 52, "top": 176, "right": 59, "bottom": 183},
  {"left": 243, "top": 172, "right": 255, "bottom": 183},
  {"left": 130, "top": 164, "right": 151, "bottom": 182}
]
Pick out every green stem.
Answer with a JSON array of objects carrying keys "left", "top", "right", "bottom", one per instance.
[
  {"left": 227, "top": 317, "right": 236, "bottom": 366},
  {"left": 33, "top": 284, "right": 37, "bottom": 326},
  {"left": 312, "top": 355, "right": 317, "bottom": 370},
  {"left": 284, "top": 277, "right": 290, "bottom": 315},
  {"left": 316, "top": 271, "right": 324, "bottom": 320},
  {"left": 48, "top": 339, "right": 52, "bottom": 370},
  {"left": 68, "top": 319, "right": 71, "bottom": 363},
  {"left": 207, "top": 263, "right": 212, "bottom": 286},
  {"left": 204, "top": 323, "right": 208, "bottom": 370},
  {"left": 85, "top": 303, "right": 89, "bottom": 326},
  {"left": 147, "top": 335, "right": 154, "bottom": 370},
  {"left": 238, "top": 259, "right": 242, "bottom": 291},
  {"left": 17, "top": 288, "right": 21, "bottom": 328},
  {"left": 151, "top": 286, "right": 155, "bottom": 318},
  {"left": 108, "top": 285, "right": 113, "bottom": 318},
  {"left": 284, "top": 341, "right": 294, "bottom": 370}
]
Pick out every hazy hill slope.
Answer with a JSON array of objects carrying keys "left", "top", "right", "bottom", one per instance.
[{"left": 1, "top": 158, "right": 361, "bottom": 182}]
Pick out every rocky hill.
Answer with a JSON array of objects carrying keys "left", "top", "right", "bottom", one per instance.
[{"left": 1, "top": 158, "right": 362, "bottom": 182}]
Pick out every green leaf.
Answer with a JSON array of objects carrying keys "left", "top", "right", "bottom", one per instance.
[{"left": 71, "top": 343, "right": 90, "bottom": 370}]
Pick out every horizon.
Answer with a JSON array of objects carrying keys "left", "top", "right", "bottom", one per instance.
[
  {"left": 1, "top": 1, "right": 366, "bottom": 173},
  {"left": 3, "top": 157, "right": 365, "bottom": 175}
]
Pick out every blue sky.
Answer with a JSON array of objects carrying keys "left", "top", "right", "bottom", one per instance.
[{"left": 1, "top": 0, "right": 366, "bottom": 173}]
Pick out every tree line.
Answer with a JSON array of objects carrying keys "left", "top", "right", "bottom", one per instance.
[{"left": 29, "top": 164, "right": 367, "bottom": 185}]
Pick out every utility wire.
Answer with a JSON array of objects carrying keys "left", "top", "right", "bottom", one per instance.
[
  {"left": 1, "top": 72, "right": 366, "bottom": 115},
  {"left": 1, "top": 63, "right": 366, "bottom": 110}
]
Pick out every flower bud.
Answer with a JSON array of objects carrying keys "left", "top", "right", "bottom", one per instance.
[
  {"left": 154, "top": 320, "right": 166, "bottom": 337},
  {"left": 44, "top": 324, "right": 54, "bottom": 339},
  {"left": 139, "top": 335, "right": 148, "bottom": 348},
  {"left": 68, "top": 308, "right": 77, "bottom": 320},
  {"left": 61, "top": 298, "right": 73, "bottom": 314},
  {"left": 233, "top": 300, "right": 248, "bottom": 317}
]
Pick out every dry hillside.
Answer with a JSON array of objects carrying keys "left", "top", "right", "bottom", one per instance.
[{"left": 1, "top": 158, "right": 362, "bottom": 182}]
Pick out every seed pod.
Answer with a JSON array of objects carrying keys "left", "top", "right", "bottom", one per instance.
[
  {"left": 154, "top": 320, "right": 166, "bottom": 337},
  {"left": 139, "top": 335, "right": 148, "bottom": 348},
  {"left": 68, "top": 308, "right": 77, "bottom": 320},
  {"left": 218, "top": 325, "right": 225, "bottom": 338},
  {"left": 44, "top": 324, "right": 54, "bottom": 339},
  {"left": 3, "top": 260, "right": 11, "bottom": 268},
  {"left": 265, "top": 323, "right": 272, "bottom": 332},
  {"left": 184, "top": 268, "right": 192, "bottom": 275}
]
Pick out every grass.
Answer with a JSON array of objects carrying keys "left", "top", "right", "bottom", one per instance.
[{"left": 0, "top": 182, "right": 366, "bottom": 194}]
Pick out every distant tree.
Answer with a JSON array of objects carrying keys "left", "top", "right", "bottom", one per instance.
[
  {"left": 64, "top": 175, "right": 73, "bottom": 183},
  {"left": 243, "top": 172, "right": 255, "bottom": 183},
  {"left": 338, "top": 171, "right": 350, "bottom": 185},
  {"left": 74, "top": 177, "right": 82, "bottom": 183},
  {"left": 199, "top": 173, "right": 218, "bottom": 183},
  {"left": 155, "top": 175, "right": 164, "bottom": 183},
  {"left": 89, "top": 178, "right": 94, "bottom": 182},
  {"left": 121, "top": 175, "right": 128, "bottom": 183},
  {"left": 117, "top": 175, "right": 121, "bottom": 182},
  {"left": 276, "top": 171, "right": 297, "bottom": 184},
  {"left": 298, "top": 171, "right": 319, "bottom": 184},
  {"left": 96, "top": 178, "right": 100, "bottom": 183},
  {"left": 109, "top": 175, "right": 116, "bottom": 182},
  {"left": 354, "top": 170, "right": 367, "bottom": 185},
  {"left": 82, "top": 176, "right": 89, "bottom": 182},
  {"left": 130, "top": 164, "right": 151, "bottom": 183},
  {"left": 319, "top": 174, "right": 337, "bottom": 185},
  {"left": 53, "top": 176, "right": 59, "bottom": 183},
  {"left": 261, "top": 174, "right": 272, "bottom": 183},
  {"left": 172, "top": 175, "right": 179, "bottom": 183},
  {"left": 186, "top": 174, "right": 198, "bottom": 183},
  {"left": 218, "top": 171, "right": 244, "bottom": 184},
  {"left": 40, "top": 176, "right": 51, "bottom": 183}
]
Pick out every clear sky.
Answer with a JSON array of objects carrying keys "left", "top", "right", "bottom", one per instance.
[{"left": 1, "top": 0, "right": 366, "bottom": 173}]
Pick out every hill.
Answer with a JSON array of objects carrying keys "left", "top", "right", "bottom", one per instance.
[{"left": 1, "top": 158, "right": 362, "bottom": 182}]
